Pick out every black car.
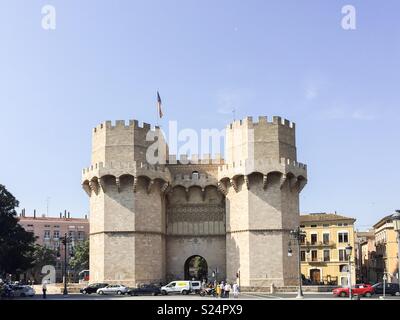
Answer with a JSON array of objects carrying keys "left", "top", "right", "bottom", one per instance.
[
  {"left": 80, "top": 283, "right": 109, "bottom": 294},
  {"left": 372, "top": 282, "right": 400, "bottom": 296},
  {"left": 128, "top": 284, "right": 161, "bottom": 296}
]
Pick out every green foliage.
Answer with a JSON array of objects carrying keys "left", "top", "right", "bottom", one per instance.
[
  {"left": 32, "top": 244, "right": 57, "bottom": 266},
  {"left": 69, "top": 240, "right": 89, "bottom": 272},
  {"left": 0, "top": 184, "right": 36, "bottom": 277},
  {"left": 29, "top": 244, "right": 58, "bottom": 281}
]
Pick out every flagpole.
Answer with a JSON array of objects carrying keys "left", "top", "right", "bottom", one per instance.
[{"left": 156, "top": 90, "right": 159, "bottom": 128}]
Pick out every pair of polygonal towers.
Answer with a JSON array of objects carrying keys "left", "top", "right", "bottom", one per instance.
[{"left": 82, "top": 116, "right": 307, "bottom": 288}]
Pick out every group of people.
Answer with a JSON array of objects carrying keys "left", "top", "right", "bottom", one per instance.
[{"left": 202, "top": 280, "right": 240, "bottom": 298}]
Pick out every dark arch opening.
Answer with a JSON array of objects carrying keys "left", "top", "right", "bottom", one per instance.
[
  {"left": 192, "top": 171, "right": 199, "bottom": 179},
  {"left": 184, "top": 255, "right": 208, "bottom": 281}
]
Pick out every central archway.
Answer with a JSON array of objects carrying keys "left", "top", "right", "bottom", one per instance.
[{"left": 184, "top": 255, "right": 208, "bottom": 281}]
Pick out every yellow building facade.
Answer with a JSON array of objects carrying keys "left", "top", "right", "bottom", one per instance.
[
  {"left": 373, "top": 215, "right": 399, "bottom": 283},
  {"left": 300, "top": 213, "right": 356, "bottom": 286}
]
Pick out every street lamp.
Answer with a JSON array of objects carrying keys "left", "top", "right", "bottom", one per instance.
[
  {"left": 236, "top": 270, "right": 241, "bottom": 288},
  {"left": 289, "top": 227, "right": 306, "bottom": 299},
  {"left": 211, "top": 267, "right": 218, "bottom": 283},
  {"left": 345, "top": 244, "right": 353, "bottom": 299},
  {"left": 392, "top": 210, "right": 400, "bottom": 293},
  {"left": 382, "top": 273, "right": 387, "bottom": 299},
  {"left": 59, "top": 233, "right": 73, "bottom": 296}
]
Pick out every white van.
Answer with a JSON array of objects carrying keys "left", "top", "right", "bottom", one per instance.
[{"left": 161, "top": 281, "right": 201, "bottom": 295}]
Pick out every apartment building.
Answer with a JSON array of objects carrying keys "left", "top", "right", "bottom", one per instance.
[
  {"left": 18, "top": 209, "right": 89, "bottom": 282},
  {"left": 372, "top": 215, "right": 399, "bottom": 283},
  {"left": 300, "top": 213, "right": 356, "bottom": 286}
]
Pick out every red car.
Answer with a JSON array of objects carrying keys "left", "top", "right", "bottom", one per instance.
[{"left": 333, "top": 284, "right": 374, "bottom": 297}]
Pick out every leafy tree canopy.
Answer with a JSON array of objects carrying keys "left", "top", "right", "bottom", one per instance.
[
  {"left": 69, "top": 240, "right": 89, "bottom": 272},
  {"left": 0, "top": 184, "right": 36, "bottom": 277}
]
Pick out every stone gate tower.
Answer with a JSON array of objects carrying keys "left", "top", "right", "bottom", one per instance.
[
  {"left": 82, "top": 116, "right": 307, "bottom": 288},
  {"left": 218, "top": 116, "right": 307, "bottom": 287},
  {"left": 82, "top": 120, "right": 170, "bottom": 285}
]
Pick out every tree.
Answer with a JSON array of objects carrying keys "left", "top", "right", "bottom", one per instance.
[
  {"left": 0, "top": 184, "right": 36, "bottom": 279},
  {"left": 28, "top": 244, "right": 57, "bottom": 283},
  {"left": 69, "top": 240, "right": 89, "bottom": 272}
]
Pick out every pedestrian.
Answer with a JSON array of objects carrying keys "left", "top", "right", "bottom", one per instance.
[
  {"left": 232, "top": 282, "right": 239, "bottom": 298},
  {"left": 224, "top": 282, "right": 231, "bottom": 299},
  {"left": 215, "top": 282, "right": 221, "bottom": 298},
  {"left": 42, "top": 281, "right": 47, "bottom": 299},
  {"left": 219, "top": 281, "right": 225, "bottom": 298}
]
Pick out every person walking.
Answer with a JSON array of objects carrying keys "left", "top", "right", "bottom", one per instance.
[
  {"left": 232, "top": 282, "right": 239, "bottom": 299},
  {"left": 219, "top": 281, "right": 225, "bottom": 298},
  {"left": 216, "top": 282, "right": 221, "bottom": 298},
  {"left": 224, "top": 282, "right": 231, "bottom": 299},
  {"left": 42, "top": 281, "right": 47, "bottom": 299}
]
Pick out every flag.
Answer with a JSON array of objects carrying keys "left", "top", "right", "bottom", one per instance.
[{"left": 157, "top": 91, "right": 163, "bottom": 118}]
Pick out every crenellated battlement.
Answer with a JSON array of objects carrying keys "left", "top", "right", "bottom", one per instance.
[
  {"left": 93, "top": 119, "right": 160, "bottom": 134},
  {"left": 91, "top": 119, "right": 166, "bottom": 164},
  {"left": 83, "top": 161, "right": 165, "bottom": 174},
  {"left": 218, "top": 157, "right": 307, "bottom": 181},
  {"left": 218, "top": 157, "right": 307, "bottom": 171},
  {"left": 168, "top": 154, "right": 224, "bottom": 165},
  {"left": 227, "top": 116, "right": 295, "bottom": 130},
  {"left": 173, "top": 173, "right": 210, "bottom": 180},
  {"left": 171, "top": 172, "right": 219, "bottom": 189},
  {"left": 82, "top": 160, "right": 171, "bottom": 183}
]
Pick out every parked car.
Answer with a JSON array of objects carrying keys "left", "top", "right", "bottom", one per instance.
[
  {"left": 128, "top": 284, "right": 161, "bottom": 296},
  {"left": 10, "top": 285, "right": 35, "bottom": 297},
  {"left": 161, "top": 281, "right": 201, "bottom": 295},
  {"left": 188, "top": 281, "right": 202, "bottom": 294},
  {"left": 333, "top": 284, "right": 374, "bottom": 297},
  {"left": 80, "top": 283, "right": 109, "bottom": 294},
  {"left": 96, "top": 284, "right": 129, "bottom": 295},
  {"left": 0, "top": 284, "right": 13, "bottom": 299},
  {"left": 372, "top": 282, "right": 400, "bottom": 296}
]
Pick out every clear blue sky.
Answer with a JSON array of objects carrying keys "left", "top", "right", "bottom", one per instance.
[{"left": 0, "top": 0, "right": 399, "bottom": 229}]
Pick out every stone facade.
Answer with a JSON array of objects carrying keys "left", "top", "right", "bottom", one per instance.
[{"left": 82, "top": 116, "right": 307, "bottom": 288}]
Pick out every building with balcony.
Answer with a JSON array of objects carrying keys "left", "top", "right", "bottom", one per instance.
[
  {"left": 372, "top": 215, "right": 399, "bottom": 283},
  {"left": 299, "top": 213, "right": 356, "bottom": 286}
]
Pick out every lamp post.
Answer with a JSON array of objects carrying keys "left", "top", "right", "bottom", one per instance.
[
  {"left": 236, "top": 270, "right": 241, "bottom": 288},
  {"left": 345, "top": 244, "right": 353, "bottom": 299},
  {"left": 211, "top": 267, "right": 218, "bottom": 283},
  {"left": 59, "top": 233, "right": 73, "bottom": 296},
  {"left": 289, "top": 227, "right": 306, "bottom": 299},
  {"left": 392, "top": 210, "right": 400, "bottom": 293},
  {"left": 382, "top": 273, "right": 387, "bottom": 299}
]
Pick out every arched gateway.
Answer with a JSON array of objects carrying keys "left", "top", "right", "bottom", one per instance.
[{"left": 184, "top": 255, "right": 208, "bottom": 281}]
